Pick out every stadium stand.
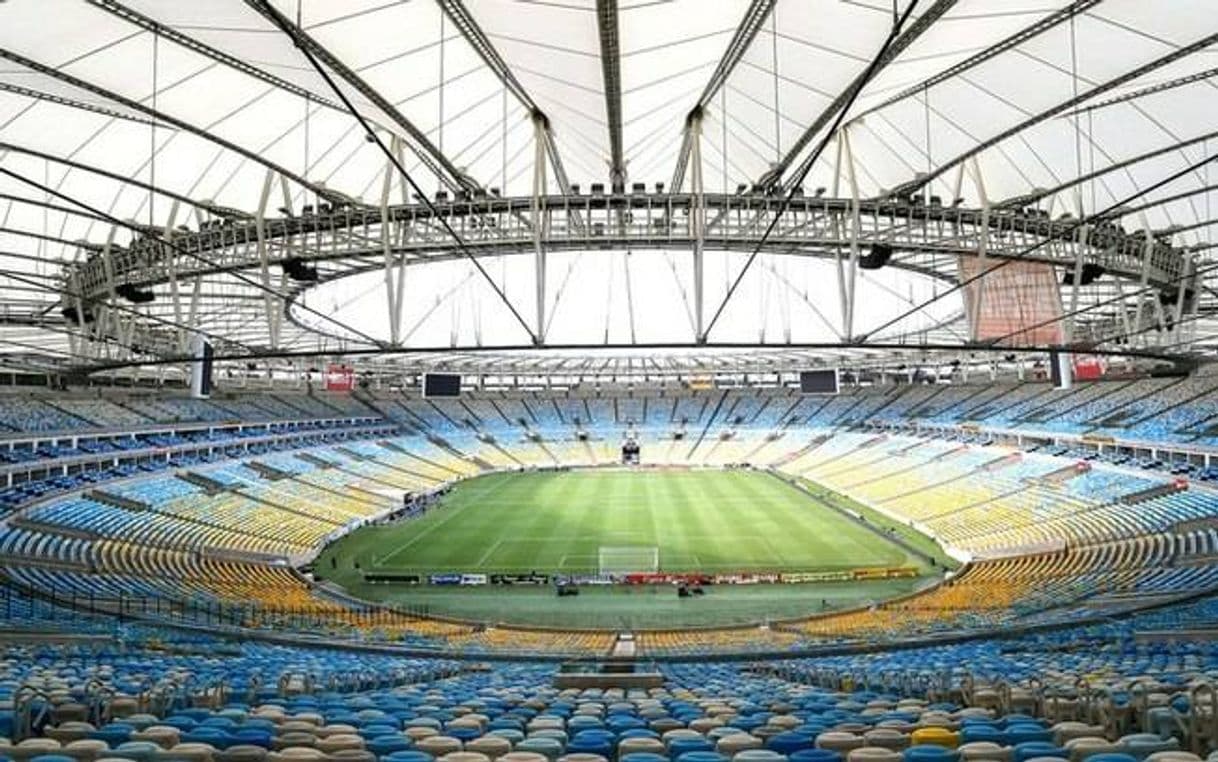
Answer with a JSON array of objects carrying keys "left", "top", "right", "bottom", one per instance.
[
  {"left": 0, "top": 379, "right": 1217, "bottom": 659},
  {"left": 5, "top": 589, "right": 1218, "bottom": 758},
  {"left": 0, "top": 382, "right": 1217, "bottom": 761}
]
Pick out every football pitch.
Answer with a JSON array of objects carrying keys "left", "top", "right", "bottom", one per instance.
[
  {"left": 318, "top": 469, "right": 927, "bottom": 574},
  {"left": 314, "top": 468, "right": 947, "bottom": 628}
]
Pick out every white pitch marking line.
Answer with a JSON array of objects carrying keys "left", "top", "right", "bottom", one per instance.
[
  {"left": 378, "top": 478, "right": 501, "bottom": 564},
  {"left": 475, "top": 538, "right": 504, "bottom": 567}
]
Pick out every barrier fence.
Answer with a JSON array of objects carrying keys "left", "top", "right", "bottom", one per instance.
[{"left": 0, "top": 581, "right": 455, "bottom": 636}]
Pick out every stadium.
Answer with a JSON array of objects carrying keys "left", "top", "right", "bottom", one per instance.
[{"left": 4, "top": 0, "right": 1218, "bottom": 760}]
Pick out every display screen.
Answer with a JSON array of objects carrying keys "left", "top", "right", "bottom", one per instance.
[
  {"left": 799, "top": 369, "right": 839, "bottom": 395},
  {"left": 423, "top": 373, "right": 462, "bottom": 398}
]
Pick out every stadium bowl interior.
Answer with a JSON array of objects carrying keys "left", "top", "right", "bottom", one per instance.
[{"left": 3, "top": 2, "right": 1218, "bottom": 762}]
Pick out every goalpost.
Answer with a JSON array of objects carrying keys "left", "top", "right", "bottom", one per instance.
[{"left": 598, "top": 546, "right": 660, "bottom": 575}]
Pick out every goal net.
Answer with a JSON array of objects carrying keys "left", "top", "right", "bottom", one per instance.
[{"left": 598, "top": 546, "right": 660, "bottom": 575}]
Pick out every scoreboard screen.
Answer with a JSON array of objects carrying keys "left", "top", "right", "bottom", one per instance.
[
  {"left": 423, "top": 373, "right": 461, "bottom": 398},
  {"left": 799, "top": 369, "right": 839, "bottom": 395}
]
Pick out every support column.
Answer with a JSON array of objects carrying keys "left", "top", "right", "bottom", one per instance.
[
  {"left": 381, "top": 136, "right": 407, "bottom": 346},
  {"left": 255, "top": 169, "right": 281, "bottom": 349},
  {"left": 1184, "top": 251, "right": 1202, "bottom": 349},
  {"left": 689, "top": 112, "right": 706, "bottom": 343},
  {"left": 163, "top": 201, "right": 187, "bottom": 353},
  {"left": 1113, "top": 277, "right": 1134, "bottom": 347},
  {"left": 1172, "top": 252, "right": 1191, "bottom": 340},
  {"left": 1066, "top": 225, "right": 1087, "bottom": 343},
  {"left": 831, "top": 133, "right": 849, "bottom": 337},
  {"left": 842, "top": 128, "right": 861, "bottom": 341},
  {"left": 531, "top": 116, "right": 549, "bottom": 345},
  {"left": 968, "top": 157, "right": 990, "bottom": 342},
  {"left": 1134, "top": 228, "right": 1155, "bottom": 342}
]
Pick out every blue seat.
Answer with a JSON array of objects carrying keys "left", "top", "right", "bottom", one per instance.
[
  {"left": 620, "top": 730, "right": 660, "bottom": 740},
  {"left": 574, "top": 729, "right": 617, "bottom": 748},
  {"left": 446, "top": 727, "right": 482, "bottom": 743},
  {"left": 109, "top": 741, "right": 161, "bottom": 762},
  {"left": 608, "top": 717, "right": 648, "bottom": 733},
  {"left": 383, "top": 752, "right": 434, "bottom": 762},
  {"left": 517, "top": 737, "right": 564, "bottom": 758},
  {"left": 182, "top": 728, "right": 237, "bottom": 750},
  {"left": 490, "top": 719, "right": 525, "bottom": 732},
  {"left": 90, "top": 724, "right": 135, "bottom": 747},
  {"left": 368, "top": 735, "right": 413, "bottom": 757},
  {"left": 1005, "top": 726, "right": 1052, "bottom": 746},
  {"left": 361, "top": 724, "right": 401, "bottom": 740},
  {"left": 568, "top": 716, "right": 605, "bottom": 732},
  {"left": 232, "top": 730, "right": 272, "bottom": 749},
  {"left": 566, "top": 737, "right": 613, "bottom": 757},
  {"left": 961, "top": 727, "right": 1004, "bottom": 745},
  {"left": 490, "top": 729, "right": 525, "bottom": 745},
  {"left": 905, "top": 746, "right": 960, "bottom": 762},
  {"left": 790, "top": 750, "right": 843, "bottom": 762},
  {"left": 163, "top": 717, "right": 199, "bottom": 732},
  {"left": 1085, "top": 756, "right": 1138, "bottom": 762},
  {"left": 769, "top": 733, "right": 815, "bottom": 755},
  {"left": 669, "top": 738, "right": 716, "bottom": 757},
  {"left": 730, "top": 718, "right": 766, "bottom": 732}
]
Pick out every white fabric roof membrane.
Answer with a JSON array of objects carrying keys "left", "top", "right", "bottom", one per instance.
[{"left": 0, "top": 0, "right": 1215, "bottom": 371}]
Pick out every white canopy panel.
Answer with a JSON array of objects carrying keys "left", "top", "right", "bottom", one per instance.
[{"left": 0, "top": 0, "right": 1213, "bottom": 374}]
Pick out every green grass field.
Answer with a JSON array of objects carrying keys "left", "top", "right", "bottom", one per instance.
[
  {"left": 312, "top": 468, "right": 950, "bottom": 627},
  {"left": 317, "top": 469, "right": 921, "bottom": 575}
]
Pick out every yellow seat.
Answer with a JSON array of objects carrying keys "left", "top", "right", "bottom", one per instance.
[{"left": 911, "top": 728, "right": 960, "bottom": 749}]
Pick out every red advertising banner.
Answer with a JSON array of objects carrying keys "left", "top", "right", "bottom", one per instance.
[
  {"left": 959, "top": 257, "right": 1064, "bottom": 346},
  {"left": 1073, "top": 355, "right": 1106, "bottom": 381},
  {"left": 325, "top": 364, "right": 354, "bottom": 392}
]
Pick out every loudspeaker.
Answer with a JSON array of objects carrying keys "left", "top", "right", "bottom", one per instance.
[
  {"left": 116, "top": 283, "right": 155, "bottom": 303},
  {"left": 282, "top": 257, "right": 319, "bottom": 282},
  {"left": 190, "top": 334, "right": 213, "bottom": 399},
  {"left": 1062, "top": 262, "right": 1105, "bottom": 286},
  {"left": 859, "top": 242, "right": 893, "bottom": 270},
  {"left": 61, "top": 305, "right": 94, "bottom": 324}
]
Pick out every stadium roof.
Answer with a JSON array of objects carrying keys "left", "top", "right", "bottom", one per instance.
[{"left": 0, "top": 0, "right": 1216, "bottom": 377}]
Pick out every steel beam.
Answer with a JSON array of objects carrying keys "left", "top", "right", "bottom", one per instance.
[
  {"left": 890, "top": 30, "right": 1218, "bottom": 199},
  {"left": 999, "top": 128, "right": 1218, "bottom": 211},
  {"left": 0, "top": 47, "right": 345, "bottom": 206},
  {"left": 689, "top": 113, "right": 706, "bottom": 342},
  {"left": 1059, "top": 64, "right": 1218, "bottom": 120},
  {"left": 831, "top": 134, "right": 851, "bottom": 338},
  {"left": 255, "top": 170, "right": 282, "bottom": 349},
  {"left": 438, "top": 0, "right": 574, "bottom": 194},
  {"left": 532, "top": 119, "right": 550, "bottom": 343},
  {"left": 671, "top": 0, "right": 777, "bottom": 193},
  {"left": 381, "top": 136, "right": 408, "bottom": 346},
  {"left": 244, "top": 0, "right": 479, "bottom": 194},
  {"left": 758, "top": 0, "right": 958, "bottom": 191},
  {"left": 967, "top": 158, "right": 991, "bottom": 342},
  {"left": 0, "top": 80, "right": 166, "bottom": 128},
  {"left": 0, "top": 140, "right": 235, "bottom": 219},
  {"left": 842, "top": 128, "right": 862, "bottom": 340},
  {"left": 85, "top": 0, "right": 347, "bottom": 113},
  {"left": 850, "top": 0, "right": 1103, "bottom": 126},
  {"left": 595, "top": 0, "right": 627, "bottom": 194},
  {"left": 1117, "top": 182, "right": 1218, "bottom": 220},
  {"left": 64, "top": 192, "right": 1188, "bottom": 306}
]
